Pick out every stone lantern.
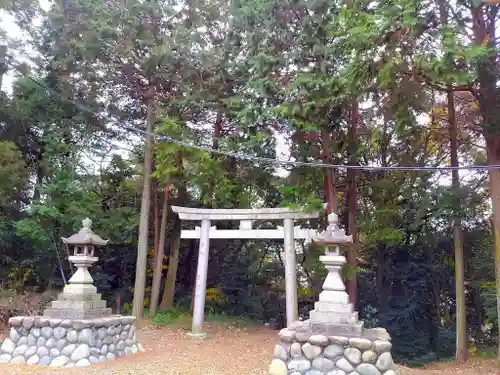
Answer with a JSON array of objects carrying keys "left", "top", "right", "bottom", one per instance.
[
  {"left": 268, "top": 212, "right": 399, "bottom": 375},
  {"left": 308, "top": 212, "right": 363, "bottom": 335},
  {"left": 0, "top": 218, "right": 144, "bottom": 368},
  {"left": 62, "top": 218, "right": 108, "bottom": 295},
  {"left": 43, "top": 218, "right": 112, "bottom": 319}
]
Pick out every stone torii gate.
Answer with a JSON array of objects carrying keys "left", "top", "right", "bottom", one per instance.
[{"left": 171, "top": 205, "right": 324, "bottom": 337}]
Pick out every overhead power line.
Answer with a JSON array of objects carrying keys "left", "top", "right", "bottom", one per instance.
[{"left": 5, "top": 59, "right": 498, "bottom": 172}]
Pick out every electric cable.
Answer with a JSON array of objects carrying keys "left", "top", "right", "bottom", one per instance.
[{"left": 5, "top": 59, "right": 497, "bottom": 172}]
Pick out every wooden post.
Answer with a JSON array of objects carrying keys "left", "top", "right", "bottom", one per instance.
[
  {"left": 189, "top": 218, "right": 211, "bottom": 338},
  {"left": 115, "top": 294, "right": 121, "bottom": 314},
  {"left": 283, "top": 218, "right": 298, "bottom": 326}
]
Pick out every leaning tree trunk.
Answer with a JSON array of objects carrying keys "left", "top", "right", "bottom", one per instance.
[
  {"left": 149, "top": 184, "right": 170, "bottom": 315},
  {"left": 160, "top": 221, "right": 182, "bottom": 310},
  {"left": 153, "top": 178, "right": 160, "bottom": 256},
  {"left": 161, "top": 156, "right": 186, "bottom": 311}
]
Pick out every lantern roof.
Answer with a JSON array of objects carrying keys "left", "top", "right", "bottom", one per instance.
[
  {"left": 61, "top": 218, "right": 109, "bottom": 246},
  {"left": 313, "top": 212, "right": 353, "bottom": 245}
]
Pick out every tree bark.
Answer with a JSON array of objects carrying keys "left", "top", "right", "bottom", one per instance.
[
  {"left": 322, "top": 127, "right": 336, "bottom": 214},
  {"left": 153, "top": 179, "right": 160, "bottom": 254},
  {"left": 376, "top": 246, "right": 389, "bottom": 314},
  {"left": 448, "top": 89, "right": 467, "bottom": 362},
  {"left": 160, "top": 220, "right": 182, "bottom": 310},
  {"left": 149, "top": 184, "right": 170, "bottom": 316},
  {"left": 132, "top": 87, "right": 155, "bottom": 319},
  {"left": 0, "top": 45, "right": 6, "bottom": 92},
  {"left": 346, "top": 101, "right": 359, "bottom": 306},
  {"left": 427, "top": 246, "right": 442, "bottom": 323},
  {"left": 485, "top": 137, "right": 500, "bottom": 366},
  {"left": 471, "top": 3, "right": 500, "bottom": 364}
]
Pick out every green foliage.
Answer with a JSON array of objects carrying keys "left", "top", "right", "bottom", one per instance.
[
  {"left": 0, "top": 141, "right": 28, "bottom": 207},
  {"left": 480, "top": 283, "right": 497, "bottom": 328},
  {"left": 217, "top": 246, "right": 264, "bottom": 319}
]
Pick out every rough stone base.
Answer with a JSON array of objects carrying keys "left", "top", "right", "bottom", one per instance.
[
  {"left": 0, "top": 315, "right": 145, "bottom": 367},
  {"left": 269, "top": 321, "right": 399, "bottom": 375},
  {"left": 42, "top": 308, "right": 113, "bottom": 319}
]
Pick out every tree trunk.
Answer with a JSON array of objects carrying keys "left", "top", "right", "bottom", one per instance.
[
  {"left": 427, "top": 247, "right": 443, "bottom": 323},
  {"left": 322, "top": 127, "right": 336, "bottom": 214},
  {"left": 132, "top": 87, "right": 155, "bottom": 319},
  {"left": 485, "top": 137, "right": 500, "bottom": 366},
  {"left": 153, "top": 179, "right": 160, "bottom": 254},
  {"left": 376, "top": 246, "right": 389, "bottom": 314},
  {"left": 470, "top": 283, "right": 483, "bottom": 331},
  {"left": 0, "top": 45, "right": 6, "bottom": 92},
  {"left": 186, "top": 238, "right": 197, "bottom": 311},
  {"left": 436, "top": 0, "right": 467, "bottom": 359},
  {"left": 149, "top": 184, "right": 170, "bottom": 316},
  {"left": 160, "top": 220, "right": 182, "bottom": 310},
  {"left": 213, "top": 113, "right": 222, "bottom": 149},
  {"left": 472, "top": 3, "right": 500, "bottom": 364},
  {"left": 346, "top": 101, "right": 359, "bottom": 306},
  {"left": 448, "top": 89, "right": 467, "bottom": 362}
]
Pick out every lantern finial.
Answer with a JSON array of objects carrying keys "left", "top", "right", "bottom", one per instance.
[{"left": 82, "top": 217, "right": 92, "bottom": 229}]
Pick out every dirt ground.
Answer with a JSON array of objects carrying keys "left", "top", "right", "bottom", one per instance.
[{"left": 0, "top": 323, "right": 497, "bottom": 375}]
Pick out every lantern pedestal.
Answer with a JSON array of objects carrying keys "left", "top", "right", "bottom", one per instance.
[
  {"left": 43, "top": 254, "right": 112, "bottom": 319},
  {"left": 308, "top": 252, "right": 364, "bottom": 336}
]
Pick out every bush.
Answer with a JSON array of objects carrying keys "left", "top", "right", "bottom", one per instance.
[
  {"left": 434, "top": 326, "right": 456, "bottom": 359},
  {"left": 0, "top": 291, "right": 57, "bottom": 332},
  {"left": 0, "top": 290, "right": 57, "bottom": 317}
]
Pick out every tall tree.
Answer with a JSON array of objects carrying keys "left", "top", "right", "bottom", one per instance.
[
  {"left": 436, "top": 0, "right": 467, "bottom": 361},
  {"left": 346, "top": 101, "right": 359, "bottom": 305},
  {"left": 133, "top": 88, "right": 155, "bottom": 318},
  {"left": 447, "top": 89, "right": 467, "bottom": 362},
  {"left": 471, "top": 2, "right": 500, "bottom": 363}
]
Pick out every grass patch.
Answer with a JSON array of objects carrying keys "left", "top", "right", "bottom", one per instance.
[
  {"left": 205, "top": 313, "right": 258, "bottom": 327},
  {"left": 149, "top": 308, "right": 259, "bottom": 329},
  {"left": 473, "top": 346, "right": 497, "bottom": 358},
  {"left": 150, "top": 309, "right": 192, "bottom": 327}
]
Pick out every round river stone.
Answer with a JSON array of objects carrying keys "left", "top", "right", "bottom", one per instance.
[
  {"left": 302, "top": 343, "right": 322, "bottom": 360},
  {"left": 344, "top": 347, "right": 362, "bottom": 365},
  {"left": 357, "top": 363, "right": 381, "bottom": 375},
  {"left": 274, "top": 344, "right": 289, "bottom": 361}
]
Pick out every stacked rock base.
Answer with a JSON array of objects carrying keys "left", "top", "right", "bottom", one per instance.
[
  {"left": 0, "top": 315, "right": 144, "bottom": 367},
  {"left": 269, "top": 321, "right": 399, "bottom": 375}
]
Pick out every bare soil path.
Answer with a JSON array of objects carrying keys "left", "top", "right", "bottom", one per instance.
[{"left": 0, "top": 323, "right": 497, "bottom": 375}]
